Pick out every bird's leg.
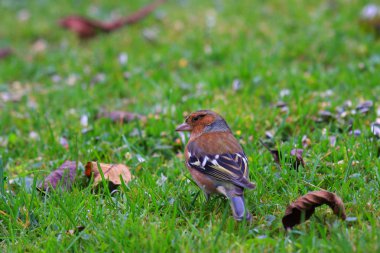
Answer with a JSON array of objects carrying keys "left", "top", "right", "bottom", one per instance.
[
  {"left": 204, "top": 192, "right": 210, "bottom": 202},
  {"left": 190, "top": 190, "right": 201, "bottom": 207}
]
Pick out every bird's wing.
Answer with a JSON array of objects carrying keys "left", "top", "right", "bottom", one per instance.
[{"left": 186, "top": 133, "right": 254, "bottom": 189}]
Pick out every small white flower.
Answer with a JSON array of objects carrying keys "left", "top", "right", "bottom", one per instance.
[
  {"left": 118, "top": 53, "right": 128, "bottom": 65},
  {"left": 29, "top": 131, "right": 39, "bottom": 140},
  {"left": 136, "top": 154, "right": 146, "bottom": 163},
  {"left": 80, "top": 115, "right": 88, "bottom": 127},
  {"left": 67, "top": 74, "right": 78, "bottom": 86},
  {"left": 156, "top": 173, "right": 167, "bottom": 187},
  {"left": 280, "top": 89, "right": 290, "bottom": 97}
]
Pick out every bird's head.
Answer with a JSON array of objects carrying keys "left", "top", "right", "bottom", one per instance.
[{"left": 175, "top": 110, "right": 230, "bottom": 134}]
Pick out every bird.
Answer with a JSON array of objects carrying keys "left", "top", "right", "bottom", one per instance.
[{"left": 176, "top": 110, "right": 255, "bottom": 221}]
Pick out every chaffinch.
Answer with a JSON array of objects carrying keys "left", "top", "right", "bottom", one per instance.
[{"left": 176, "top": 110, "right": 255, "bottom": 221}]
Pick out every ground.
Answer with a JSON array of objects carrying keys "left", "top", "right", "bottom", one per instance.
[{"left": 0, "top": 0, "right": 380, "bottom": 252}]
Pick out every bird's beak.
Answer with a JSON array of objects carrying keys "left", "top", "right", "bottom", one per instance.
[{"left": 175, "top": 123, "right": 192, "bottom": 132}]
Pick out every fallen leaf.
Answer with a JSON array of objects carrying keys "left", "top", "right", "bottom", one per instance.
[
  {"left": 282, "top": 191, "right": 346, "bottom": 230},
  {"left": 97, "top": 111, "right": 146, "bottom": 123},
  {"left": 259, "top": 140, "right": 282, "bottom": 167},
  {"left": 336, "top": 100, "right": 352, "bottom": 117},
  {"left": 85, "top": 162, "right": 132, "bottom": 190},
  {"left": 59, "top": 16, "right": 101, "bottom": 39},
  {"left": 349, "top": 129, "right": 361, "bottom": 136},
  {"left": 290, "top": 149, "right": 305, "bottom": 170},
  {"left": 66, "top": 226, "right": 85, "bottom": 235},
  {"left": 356, "top": 100, "right": 373, "bottom": 114},
  {"left": 302, "top": 135, "right": 311, "bottom": 148},
  {"left": 274, "top": 101, "right": 289, "bottom": 113},
  {"left": 329, "top": 136, "right": 337, "bottom": 147},
  {"left": 317, "top": 110, "right": 335, "bottom": 123},
  {"left": 60, "top": 0, "right": 166, "bottom": 39},
  {"left": 37, "top": 161, "right": 78, "bottom": 192}
]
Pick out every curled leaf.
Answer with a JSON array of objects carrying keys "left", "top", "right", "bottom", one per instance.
[
  {"left": 349, "top": 129, "right": 361, "bottom": 136},
  {"left": 60, "top": 0, "right": 166, "bottom": 39},
  {"left": 302, "top": 135, "right": 311, "bottom": 148},
  {"left": 59, "top": 16, "right": 104, "bottom": 39},
  {"left": 282, "top": 191, "right": 346, "bottom": 230},
  {"left": 37, "top": 161, "right": 78, "bottom": 192},
  {"left": 97, "top": 111, "right": 146, "bottom": 123},
  {"left": 274, "top": 101, "right": 289, "bottom": 113},
  {"left": 85, "top": 162, "right": 132, "bottom": 190},
  {"left": 290, "top": 149, "right": 305, "bottom": 170},
  {"left": 356, "top": 100, "right": 373, "bottom": 114},
  {"left": 259, "top": 139, "right": 282, "bottom": 167},
  {"left": 317, "top": 110, "right": 335, "bottom": 123},
  {"left": 66, "top": 226, "right": 85, "bottom": 235}
]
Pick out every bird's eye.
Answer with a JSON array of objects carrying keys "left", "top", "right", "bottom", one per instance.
[{"left": 192, "top": 114, "right": 205, "bottom": 122}]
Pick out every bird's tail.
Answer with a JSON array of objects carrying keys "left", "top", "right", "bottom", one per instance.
[{"left": 229, "top": 195, "right": 252, "bottom": 221}]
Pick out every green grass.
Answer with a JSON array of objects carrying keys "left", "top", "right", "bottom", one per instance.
[{"left": 1, "top": 0, "right": 380, "bottom": 252}]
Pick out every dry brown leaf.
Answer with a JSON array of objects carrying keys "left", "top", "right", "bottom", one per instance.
[
  {"left": 282, "top": 191, "right": 346, "bottom": 230},
  {"left": 302, "top": 135, "right": 311, "bottom": 148},
  {"left": 85, "top": 162, "right": 132, "bottom": 189},
  {"left": 290, "top": 149, "right": 305, "bottom": 170},
  {"left": 66, "top": 226, "right": 85, "bottom": 235},
  {"left": 259, "top": 139, "right": 282, "bottom": 168},
  {"left": 60, "top": 0, "right": 166, "bottom": 39},
  {"left": 37, "top": 161, "right": 78, "bottom": 192}
]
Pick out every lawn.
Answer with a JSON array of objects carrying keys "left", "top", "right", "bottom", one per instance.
[{"left": 1, "top": 0, "right": 380, "bottom": 252}]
